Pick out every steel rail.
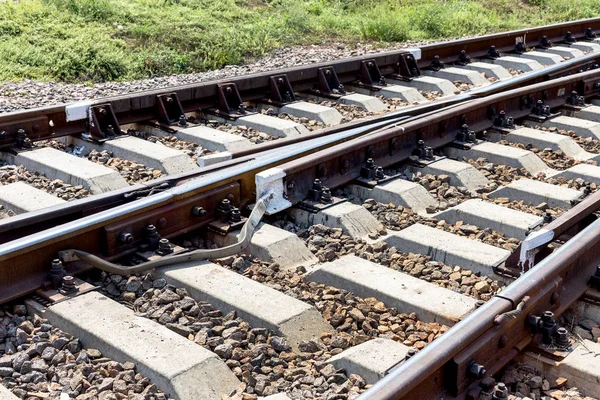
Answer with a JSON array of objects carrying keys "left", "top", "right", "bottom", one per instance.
[
  {"left": 359, "top": 192, "right": 600, "bottom": 399},
  {"left": 2, "top": 49, "right": 600, "bottom": 245},
  {"left": 2, "top": 69, "right": 600, "bottom": 305},
  {"left": 1, "top": 19, "right": 599, "bottom": 148}
]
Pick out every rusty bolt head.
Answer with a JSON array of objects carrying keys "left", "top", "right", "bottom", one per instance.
[
  {"left": 158, "top": 217, "right": 168, "bottom": 228},
  {"left": 192, "top": 206, "right": 207, "bottom": 217},
  {"left": 118, "top": 231, "right": 134, "bottom": 244},
  {"left": 467, "top": 361, "right": 486, "bottom": 379}
]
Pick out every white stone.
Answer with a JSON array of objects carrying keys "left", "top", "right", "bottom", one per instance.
[
  {"left": 524, "top": 115, "right": 600, "bottom": 140},
  {"left": 246, "top": 223, "right": 318, "bottom": 269},
  {"left": 423, "top": 67, "right": 490, "bottom": 87},
  {"left": 518, "top": 50, "right": 564, "bottom": 65},
  {"left": 390, "top": 76, "right": 458, "bottom": 96},
  {"left": 569, "top": 42, "right": 600, "bottom": 52},
  {"left": 542, "top": 46, "right": 584, "bottom": 59},
  {"left": 27, "top": 292, "right": 240, "bottom": 400},
  {"left": 464, "top": 62, "right": 512, "bottom": 80},
  {"left": 554, "top": 163, "right": 600, "bottom": 185},
  {"left": 444, "top": 141, "right": 555, "bottom": 176},
  {"left": 348, "top": 179, "right": 436, "bottom": 215},
  {"left": 575, "top": 105, "right": 600, "bottom": 123},
  {"left": 500, "top": 127, "right": 598, "bottom": 162},
  {"left": 382, "top": 223, "right": 511, "bottom": 278},
  {"left": 308, "top": 255, "right": 477, "bottom": 325},
  {"left": 196, "top": 151, "right": 232, "bottom": 167},
  {"left": 0, "top": 384, "right": 19, "bottom": 400},
  {"left": 74, "top": 136, "right": 197, "bottom": 174},
  {"left": 280, "top": 101, "right": 342, "bottom": 126},
  {"left": 173, "top": 125, "right": 252, "bottom": 152},
  {"left": 488, "top": 178, "right": 583, "bottom": 209},
  {"left": 156, "top": 261, "right": 333, "bottom": 350},
  {"left": 339, "top": 93, "right": 387, "bottom": 112},
  {"left": 289, "top": 201, "right": 381, "bottom": 239},
  {"left": 236, "top": 113, "right": 308, "bottom": 137},
  {"left": 418, "top": 158, "right": 490, "bottom": 191},
  {"left": 0, "top": 182, "right": 65, "bottom": 214},
  {"left": 488, "top": 56, "right": 543, "bottom": 72},
  {"left": 4, "top": 147, "right": 128, "bottom": 194},
  {"left": 434, "top": 199, "right": 543, "bottom": 239},
  {"left": 327, "top": 339, "right": 410, "bottom": 384},
  {"left": 519, "top": 339, "right": 600, "bottom": 398}
]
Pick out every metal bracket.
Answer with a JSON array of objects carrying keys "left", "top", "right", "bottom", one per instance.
[
  {"left": 35, "top": 276, "right": 97, "bottom": 306},
  {"left": 389, "top": 53, "right": 420, "bottom": 82},
  {"left": 210, "top": 83, "right": 253, "bottom": 120},
  {"left": 355, "top": 59, "right": 386, "bottom": 90},
  {"left": 156, "top": 93, "right": 186, "bottom": 126},
  {"left": 265, "top": 74, "right": 296, "bottom": 106},
  {"left": 311, "top": 67, "right": 346, "bottom": 99},
  {"left": 89, "top": 103, "right": 121, "bottom": 141}
]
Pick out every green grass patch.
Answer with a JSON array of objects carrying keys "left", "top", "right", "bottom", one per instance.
[{"left": 1, "top": 0, "right": 600, "bottom": 83}]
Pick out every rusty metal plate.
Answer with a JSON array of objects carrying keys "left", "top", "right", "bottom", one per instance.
[{"left": 104, "top": 183, "right": 240, "bottom": 256}]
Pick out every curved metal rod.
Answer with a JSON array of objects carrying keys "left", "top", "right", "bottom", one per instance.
[{"left": 59, "top": 195, "right": 271, "bottom": 275}]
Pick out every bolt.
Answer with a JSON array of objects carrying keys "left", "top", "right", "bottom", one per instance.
[
  {"left": 230, "top": 207, "right": 242, "bottom": 222},
  {"left": 192, "top": 206, "right": 207, "bottom": 217},
  {"left": 544, "top": 212, "right": 553, "bottom": 223},
  {"left": 375, "top": 167, "right": 385, "bottom": 180},
  {"left": 220, "top": 199, "right": 232, "bottom": 211},
  {"left": 61, "top": 276, "right": 77, "bottom": 293},
  {"left": 313, "top": 179, "right": 323, "bottom": 191},
  {"left": 118, "top": 231, "right": 134, "bottom": 244},
  {"left": 556, "top": 327, "right": 570, "bottom": 347},
  {"left": 158, "top": 238, "right": 173, "bottom": 255},
  {"left": 166, "top": 97, "right": 174, "bottom": 103},
  {"left": 498, "top": 335, "right": 508, "bottom": 348},
  {"left": 406, "top": 348, "right": 416, "bottom": 359},
  {"left": 321, "top": 187, "right": 333, "bottom": 203},
  {"left": 542, "top": 310, "right": 554, "bottom": 324},
  {"left": 179, "top": 115, "right": 188, "bottom": 127},
  {"left": 475, "top": 300, "right": 485, "bottom": 308},
  {"left": 480, "top": 377, "right": 496, "bottom": 391},
  {"left": 493, "top": 382, "right": 508, "bottom": 400},
  {"left": 49, "top": 259, "right": 65, "bottom": 289},
  {"left": 366, "top": 158, "right": 376, "bottom": 169},
  {"left": 467, "top": 361, "right": 486, "bottom": 379}
]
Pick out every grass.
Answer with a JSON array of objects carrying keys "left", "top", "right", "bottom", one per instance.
[{"left": 0, "top": 0, "right": 599, "bottom": 83}]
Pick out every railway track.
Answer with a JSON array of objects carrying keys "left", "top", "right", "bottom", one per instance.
[{"left": 2, "top": 19, "right": 600, "bottom": 400}]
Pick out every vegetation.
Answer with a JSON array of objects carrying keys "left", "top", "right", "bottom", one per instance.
[{"left": 0, "top": 0, "right": 599, "bottom": 82}]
